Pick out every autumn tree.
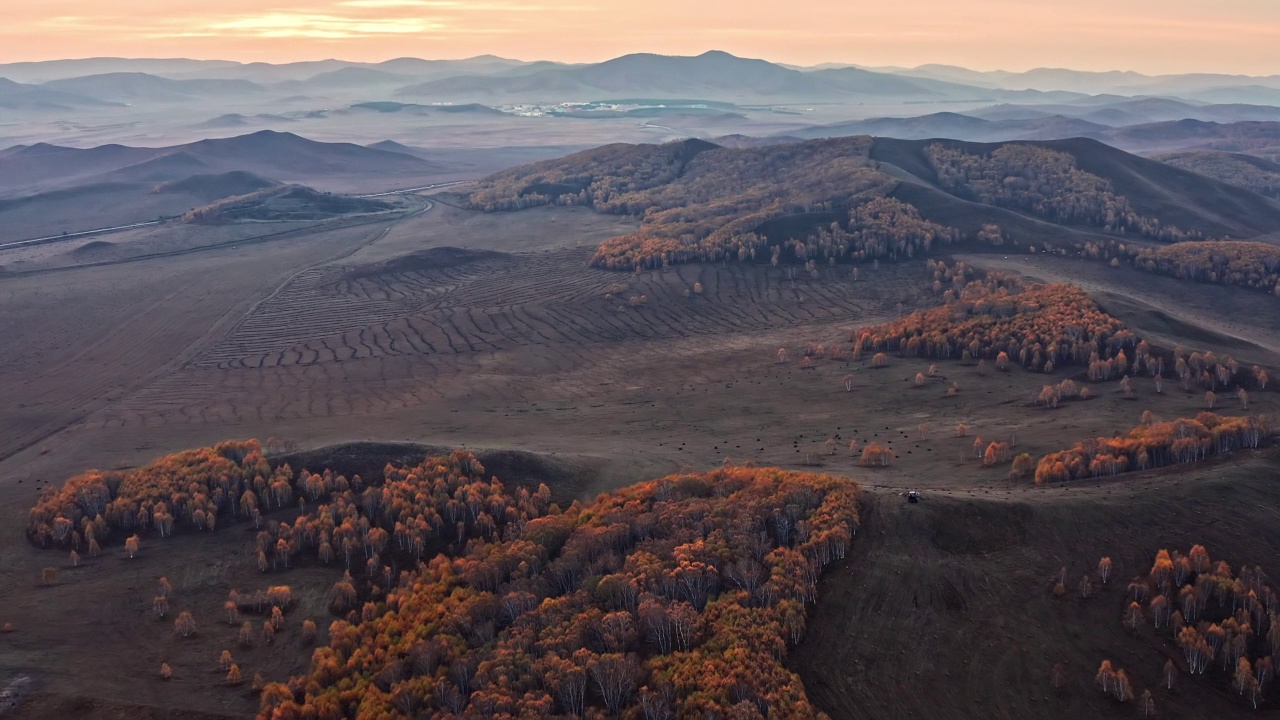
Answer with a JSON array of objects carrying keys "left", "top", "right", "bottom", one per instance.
[
  {"left": 160, "top": 663, "right": 172, "bottom": 680},
  {"left": 227, "top": 663, "right": 242, "bottom": 685},
  {"left": 1097, "top": 557, "right": 1112, "bottom": 585},
  {"left": 174, "top": 611, "right": 196, "bottom": 638},
  {"left": 588, "top": 653, "right": 640, "bottom": 716}
]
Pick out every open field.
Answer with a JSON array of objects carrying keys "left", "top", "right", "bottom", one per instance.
[{"left": 1, "top": 196, "right": 1278, "bottom": 718}]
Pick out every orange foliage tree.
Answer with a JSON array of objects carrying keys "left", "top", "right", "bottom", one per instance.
[{"left": 1034, "top": 413, "right": 1271, "bottom": 484}]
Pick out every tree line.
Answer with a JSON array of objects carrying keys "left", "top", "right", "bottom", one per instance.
[{"left": 1034, "top": 413, "right": 1272, "bottom": 484}]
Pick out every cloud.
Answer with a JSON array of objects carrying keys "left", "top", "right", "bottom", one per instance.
[{"left": 336, "top": 0, "right": 536, "bottom": 8}]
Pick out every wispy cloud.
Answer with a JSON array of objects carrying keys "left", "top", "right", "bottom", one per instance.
[{"left": 336, "top": 0, "right": 543, "bottom": 9}]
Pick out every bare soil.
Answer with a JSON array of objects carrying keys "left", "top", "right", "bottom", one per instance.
[{"left": 1, "top": 198, "right": 1278, "bottom": 719}]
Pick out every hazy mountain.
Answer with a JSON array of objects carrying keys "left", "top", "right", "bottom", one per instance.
[
  {"left": 1099, "top": 119, "right": 1280, "bottom": 158},
  {"left": 788, "top": 112, "right": 1109, "bottom": 143},
  {"left": 1183, "top": 85, "right": 1280, "bottom": 106},
  {"left": 0, "top": 77, "right": 120, "bottom": 110},
  {"left": 280, "top": 67, "right": 416, "bottom": 92},
  {"left": 0, "top": 130, "right": 436, "bottom": 197},
  {"left": 0, "top": 58, "right": 238, "bottom": 84},
  {"left": 394, "top": 50, "right": 994, "bottom": 102},
  {"left": 962, "top": 98, "right": 1280, "bottom": 127},
  {"left": 885, "top": 65, "right": 1280, "bottom": 99},
  {"left": 42, "top": 73, "right": 266, "bottom": 102}
]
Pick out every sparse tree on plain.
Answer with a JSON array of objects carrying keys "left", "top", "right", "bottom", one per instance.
[
  {"left": 1114, "top": 669, "right": 1134, "bottom": 702},
  {"left": 1141, "top": 689, "right": 1155, "bottom": 717},
  {"left": 219, "top": 650, "right": 233, "bottom": 672},
  {"left": 153, "top": 595, "right": 169, "bottom": 619},
  {"left": 160, "top": 663, "right": 172, "bottom": 681},
  {"left": 69, "top": 550, "right": 79, "bottom": 567},
  {"left": 776, "top": 348, "right": 788, "bottom": 364},
  {"left": 238, "top": 621, "right": 254, "bottom": 648},
  {"left": 1205, "top": 391, "right": 1217, "bottom": 409},
  {"left": 871, "top": 353, "right": 889, "bottom": 368},
  {"left": 226, "top": 663, "right": 242, "bottom": 685},
  {"left": 1164, "top": 659, "right": 1176, "bottom": 690},
  {"left": 1097, "top": 557, "right": 1112, "bottom": 585},
  {"left": 125, "top": 535, "right": 139, "bottom": 559},
  {"left": 1096, "top": 660, "right": 1116, "bottom": 694},
  {"left": 302, "top": 618, "right": 317, "bottom": 645},
  {"left": 40, "top": 567, "right": 57, "bottom": 586},
  {"left": 1125, "top": 602, "right": 1143, "bottom": 631},
  {"left": 174, "top": 611, "right": 196, "bottom": 638}
]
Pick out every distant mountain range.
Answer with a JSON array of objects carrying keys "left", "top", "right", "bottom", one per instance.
[
  {"left": 9, "top": 51, "right": 1280, "bottom": 107},
  {"left": 0, "top": 130, "right": 436, "bottom": 198}
]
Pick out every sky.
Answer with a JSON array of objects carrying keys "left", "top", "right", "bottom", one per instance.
[{"left": 4, "top": 0, "right": 1280, "bottom": 74}]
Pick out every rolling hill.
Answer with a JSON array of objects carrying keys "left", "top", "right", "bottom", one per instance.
[
  {"left": 1154, "top": 150, "right": 1280, "bottom": 198},
  {"left": 468, "top": 134, "right": 1280, "bottom": 271}
]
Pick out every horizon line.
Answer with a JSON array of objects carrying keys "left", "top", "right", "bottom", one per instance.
[{"left": 2, "top": 50, "right": 1279, "bottom": 79}]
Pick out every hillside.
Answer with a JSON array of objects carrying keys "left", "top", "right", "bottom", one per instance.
[
  {"left": 869, "top": 136, "right": 1280, "bottom": 238},
  {"left": 1154, "top": 151, "right": 1280, "bottom": 198},
  {"left": 468, "top": 135, "right": 1280, "bottom": 271}
]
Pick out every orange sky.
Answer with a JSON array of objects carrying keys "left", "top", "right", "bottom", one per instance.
[{"left": 4, "top": 0, "right": 1280, "bottom": 74}]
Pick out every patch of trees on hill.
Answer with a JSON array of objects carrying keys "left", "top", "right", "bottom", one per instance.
[
  {"left": 853, "top": 261, "right": 1135, "bottom": 373},
  {"left": 27, "top": 443, "right": 860, "bottom": 719},
  {"left": 468, "top": 137, "right": 1025, "bottom": 272},
  {"left": 266, "top": 464, "right": 858, "bottom": 719},
  {"left": 1132, "top": 241, "right": 1280, "bottom": 295},
  {"left": 1034, "top": 413, "right": 1272, "bottom": 484},
  {"left": 924, "top": 143, "right": 1199, "bottom": 242},
  {"left": 1100, "top": 546, "right": 1278, "bottom": 710},
  {"left": 27, "top": 440, "right": 272, "bottom": 550}
]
